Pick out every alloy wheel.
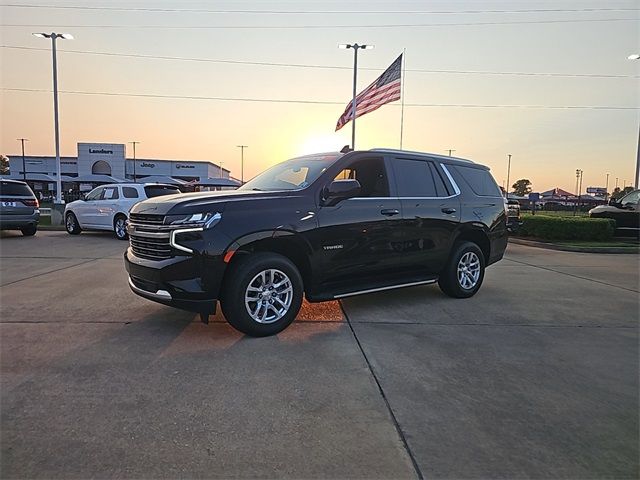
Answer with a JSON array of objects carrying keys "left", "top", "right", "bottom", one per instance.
[
  {"left": 115, "top": 218, "right": 127, "bottom": 239},
  {"left": 244, "top": 269, "right": 293, "bottom": 324},
  {"left": 457, "top": 251, "right": 481, "bottom": 290},
  {"left": 66, "top": 215, "right": 75, "bottom": 232}
]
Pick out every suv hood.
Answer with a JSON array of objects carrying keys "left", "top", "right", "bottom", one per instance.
[{"left": 131, "top": 189, "right": 295, "bottom": 216}]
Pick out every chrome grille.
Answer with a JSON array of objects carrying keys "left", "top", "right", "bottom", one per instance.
[
  {"left": 129, "top": 213, "right": 164, "bottom": 225},
  {"left": 128, "top": 214, "right": 172, "bottom": 260}
]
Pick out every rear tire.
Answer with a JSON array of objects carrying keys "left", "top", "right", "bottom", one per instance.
[
  {"left": 114, "top": 214, "right": 128, "bottom": 240},
  {"left": 438, "top": 241, "right": 485, "bottom": 298},
  {"left": 65, "top": 212, "right": 82, "bottom": 235},
  {"left": 20, "top": 224, "right": 37, "bottom": 236},
  {"left": 221, "top": 252, "right": 303, "bottom": 337}
]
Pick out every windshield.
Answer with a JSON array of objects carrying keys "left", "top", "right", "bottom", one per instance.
[{"left": 239, "top": 154, "right": 341, "bottom": 192}]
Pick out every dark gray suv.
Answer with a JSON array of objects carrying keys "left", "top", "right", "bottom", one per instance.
[{"left": 0, "top": 179, "right": 40, "bottom": 236}]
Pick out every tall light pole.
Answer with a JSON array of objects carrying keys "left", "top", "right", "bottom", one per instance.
[
  {"left": 237, "top": 145, "right": 247, "bottom": 184},
  {"left": 505, "top": 154, "right": 512, "bottom": 198},
  {"left": 17, "top": 138, "right": 28, "bottom": 182},
  {"left": 447, "top": 149, "right": 456, "bottom": 156},
  {"left": 627, "top": 54, "right": 639, "bottom": 188},
  {"left": 339, "top": 43, "right": 374, "bottom": 150},
  {"left": 575, "top": 169, "right": 583, "bottom": 214},
  {"left": 605, "top": 173, "right": 609, "bottom": 200},
  {"left": 33, "top": 32, "right": 73, "bottom": 203},
  {"left": 129, "top": 141, "right": 140, "bottom": 182}
]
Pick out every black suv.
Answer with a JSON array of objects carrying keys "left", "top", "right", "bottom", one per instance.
[{"left": 125, "top": 149, "right": 508, "bottom": 336}]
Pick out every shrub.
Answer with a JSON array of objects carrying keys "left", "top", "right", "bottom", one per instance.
[{"left": 519, "top": 215, "right": 615, "bottom": 241}]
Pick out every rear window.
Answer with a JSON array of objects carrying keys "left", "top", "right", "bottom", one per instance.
[
  {"left": 0, "top": 182, "right": 34, "bottom": 196},
  {"left": 144, "top": 185, "right": 180, "bottom": 198},
  {"left": 452, "top": 165, "right": 501, "bottom": 197}
]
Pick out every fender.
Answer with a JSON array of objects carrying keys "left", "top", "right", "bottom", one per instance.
[{"left": 225, "top": 229, "right": 315, "bottom": 259}]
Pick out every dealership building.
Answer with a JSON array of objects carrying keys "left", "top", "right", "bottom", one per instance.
[{"left": 6, "top": 142, "right": 235, "bottom": 193}]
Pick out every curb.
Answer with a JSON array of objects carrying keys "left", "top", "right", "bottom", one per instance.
[{"left": 509, "top": 237, "right": 639, "bottom": 254}]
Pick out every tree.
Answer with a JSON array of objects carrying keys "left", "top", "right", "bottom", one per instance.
[
  {"left": 511, "top": 179, "right": 532, "bottom": 197},
  {"left": 612, "top": 186, "right": 633, "bottom": 200},
  {"left": 0, "top": 155, "right": 9, "bottom": 176}
]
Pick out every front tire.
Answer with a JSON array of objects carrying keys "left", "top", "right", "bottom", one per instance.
[
  {"left": 114, "top": 214, "right": 128, "bottom": 240},
  {"left": 221, "top": 252, "right": 303, "bottom": 337},
  {"left": 21, "top": 224, "right": 37, "bottom": 236},
  {"left": 65, "top": 212, "right": 82, "bottom": 235},
  {"left": 438, "top": 241, "right": 485, "bottom": 298}
]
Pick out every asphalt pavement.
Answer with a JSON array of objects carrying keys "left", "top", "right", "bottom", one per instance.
[{"left": 1, "top": 231, "right": 638, "bottom": 479}]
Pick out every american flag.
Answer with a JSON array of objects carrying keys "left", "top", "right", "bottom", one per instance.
[{"left": 335, "top": 53, "right": 403, "bottom": 132}]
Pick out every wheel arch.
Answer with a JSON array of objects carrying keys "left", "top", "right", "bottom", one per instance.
[
  {"left": 224, "top": 230, "right": 313, "bottom": 293},
  {"left": 453, "top": 224, "right": 491, "bottom": 263},
  {"left": 112, "top": 211, "right": 128, "bottom": 227}
]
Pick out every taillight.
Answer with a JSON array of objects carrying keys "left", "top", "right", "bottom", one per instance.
[{"left": 22, "top": 198, "right": 39, "bottom": 208}]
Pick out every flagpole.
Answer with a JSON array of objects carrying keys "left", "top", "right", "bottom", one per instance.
[
  {"left": 400, "top": 48, "right": 406, "bottom": 150},
  {"left": 351, "top": 46, "right": 358, "bottom": 150}
]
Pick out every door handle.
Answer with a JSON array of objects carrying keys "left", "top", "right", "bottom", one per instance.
[
  {"left": 380, "top": 209, "right": 400, "bottom": 216},
  {"left": 441, "top": 207, "right": 457, "bottom": 214}
]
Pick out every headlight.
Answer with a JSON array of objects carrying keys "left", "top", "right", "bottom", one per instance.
[
  {"left": 167, "top": 212, "right": 221, "bottom": 254},
  {"left": 165, "top": 212, "right": 221, "bottom": 229}
]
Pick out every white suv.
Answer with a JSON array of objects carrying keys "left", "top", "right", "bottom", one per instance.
[{"left": 64, "top": 183, "right": 181, "bottom": 240}]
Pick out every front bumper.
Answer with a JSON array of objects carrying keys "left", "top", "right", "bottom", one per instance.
[{"left": 124, "top": 247, "right": 227, "bottom": 314}]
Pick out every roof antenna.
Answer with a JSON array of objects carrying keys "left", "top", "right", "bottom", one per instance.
[{"left": 340, "top": 145, "right": 353, "bottom": 154}]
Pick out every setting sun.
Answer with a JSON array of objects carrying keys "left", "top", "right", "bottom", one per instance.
[{"left": 296, "top": 134, "right": 346, "bottom": 157}]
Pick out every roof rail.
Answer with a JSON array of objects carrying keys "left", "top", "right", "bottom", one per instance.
[{"left": 369, "top": 148, "right": 475, "bottom": 164}]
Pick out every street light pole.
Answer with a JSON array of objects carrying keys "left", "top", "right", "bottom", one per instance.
[
  {"left": 505, "top": 154, "right": 512, "bottom": 198},
  {"left": 17, "top": 138, "right": 28, "bottom": 182},
  {"left": 339, "top": 43, "right": 373, "bottom": 150},
  {"left": 627, "top": 54, "right": 639, "bottom": 188},
  {"left": 237, "top": 145, "right": 247, "bottom": 184},
  {"left": 605, "top": 173, "right": 609, "bottom": 200},
  {"left": 447, "top": 149, "right": 456, "bottom": 156},
  {"left": 129, "top": 141, "right": 140, "bottom": 182},
  {"left": 33, "top": 32, "right": 73, "bottom": 203},
  {"left": 575, "top": 169, "right": 583, "bottom": 214}
]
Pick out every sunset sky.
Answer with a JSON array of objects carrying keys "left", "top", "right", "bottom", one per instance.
[{"left": 1, "top": 0, "right": 638, "bottom": 192}]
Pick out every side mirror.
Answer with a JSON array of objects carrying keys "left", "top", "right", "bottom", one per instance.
[
  {"left": 322, "top": 179, "right": 361, "bottom": 206},
  {"left": 608, "top": 198, "right": 619, "bottom": 207}
]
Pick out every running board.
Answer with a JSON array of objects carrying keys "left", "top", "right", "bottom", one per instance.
[{"left": 333, "top": 279, "right": 437, "bottom": 299}]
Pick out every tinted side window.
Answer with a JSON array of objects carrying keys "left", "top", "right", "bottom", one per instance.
[
  {"left": 393, "top": 159, "right": 437, "bottom": 197},
  {"left": 333, "top": 157, "right": 389, "bottom": 198},
  {"left": 0, "top": 182, "right": 33, "bottom": 196},
  {"left": 122, "top": 187, "right": 139, "bottom": 199},
  {"left": 85, "top": 187, "right": 104, "bottom": 201},
  {"left": 144, "top": 185, "right": 181, "bottom": 198},
  {"left": 429, "top": 163, "right": 451, "bottom": 197},
  {"left": 452, "top": 165, "right": 501, "bottom": 197}
]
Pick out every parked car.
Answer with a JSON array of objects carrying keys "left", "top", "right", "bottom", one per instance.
[
  {"left": 506, "top": 199, "right": 522, "bottom": 232},
  {"left": 64, "top": 183, "right": 181, "bottom": 240},
  {"left": 589, "top": 189, "right": 640, "bottom": 235},
  {"left": 124, "top": 149, "right": 508, "bottom": 337},
  {"left": 0, "top": 179, "right": 40, "bottom": 236}
]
